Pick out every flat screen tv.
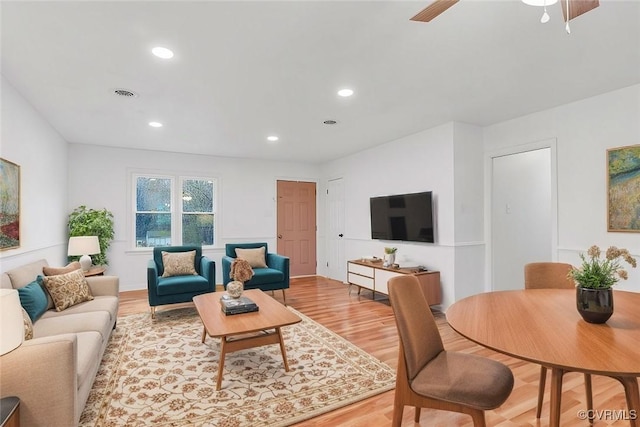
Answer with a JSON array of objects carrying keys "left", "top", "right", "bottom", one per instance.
[{"left": 370, "top": 191, "right": 434, "bottom": 243}]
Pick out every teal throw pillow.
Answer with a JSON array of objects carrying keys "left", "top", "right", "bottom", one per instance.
[{"left": 17, "top": 276, "right": 49, "bottom": 322}]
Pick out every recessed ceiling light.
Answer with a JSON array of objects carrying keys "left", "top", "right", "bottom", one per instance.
[
  {"left": 152, "top": 47, "right": 174, "bottom": 59},
  {"left": 337, "top": 88, "right": 354, "bottom": 97},
  {"left": 149, "top": 121, "right": 163, "bottom": 128},
  {"left": 267, "top": 136, "right": 279, "bottom": 142}
]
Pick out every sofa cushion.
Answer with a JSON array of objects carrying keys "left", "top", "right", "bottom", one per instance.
[
  {"left": 161, "top": 251, "right": 197, "bottom": 277},
  {"left": 42, "top": 270, "right": 94, "bottom": 312},
  {"left": 5, "top": 259, "right": 48, "bottom": 288},
  {"left": 156, "top": 275, "right": 210, "bottom": 296},
  {"left": 17, "top": 277, "right": 49, "bottom": 322},
  {"left": 22, "top": 307, "right": 33, "bottom": 340},
  {"left": 40, "top": 295, "right": 119, "bottom": 323},
  {"left": 75, "top": 331, "right": 103, "bottom": 390},
  {"left": 236, "top": 247, "right": 268, "bottom": 268},
  {"left": 246, "top": 268, "right": 284, "bottom": 285},
  {"left": 33, "top": 311, "right": 112, "bottom": 344}
]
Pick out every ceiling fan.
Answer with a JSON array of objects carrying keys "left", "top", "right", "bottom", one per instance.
[{"left": 410, "top": 0, "right": 599, "bottom": 24}]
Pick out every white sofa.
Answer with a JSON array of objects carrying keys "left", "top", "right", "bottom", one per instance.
[{"left": 0, "top": 259, "right": 119, "bottom": 427}]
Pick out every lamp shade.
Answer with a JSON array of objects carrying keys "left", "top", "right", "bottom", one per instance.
[
  {"left": 67, "top": 236, "right": 101, "bottom": 256},
  {"left": 0, "top": 289, "right": 24, "bottom": 355},
  {"left": 68, "top": 236, "right": 101, "bottom": 271}
]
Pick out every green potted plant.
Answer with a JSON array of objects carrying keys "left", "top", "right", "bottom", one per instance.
[
  {"left": 569, "top": 245, "right": 637, "bottom": 323},
  {"left": 67, "top": 206, "right": 115, "bottom": 266}
]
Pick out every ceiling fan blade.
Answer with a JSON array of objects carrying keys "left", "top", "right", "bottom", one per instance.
[
  {"left": 410, "top": 0, "right": 460, "bottom": 22},
  {"left": 560, "top": 0, "right": 599, "bottom": 21}
]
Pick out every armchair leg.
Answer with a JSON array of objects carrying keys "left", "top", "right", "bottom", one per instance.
[
  {"left": 282, "top": 289, "right": 287, "bottom": 305},
  {"left": 151, "top": 306, "right": 156, "bottom": 319}
]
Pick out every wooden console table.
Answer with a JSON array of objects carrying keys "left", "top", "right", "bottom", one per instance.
[{"left": 347, "top": 259, "right": 442, "bottom": 305}]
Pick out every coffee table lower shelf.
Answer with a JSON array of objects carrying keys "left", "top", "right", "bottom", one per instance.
[{"left": 193, "top": 289, "right": 301, "bottom": 390}]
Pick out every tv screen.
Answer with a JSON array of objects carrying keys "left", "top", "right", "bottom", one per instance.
[{"left": 370, "top": 191, "right": 434, "bottom": 243}]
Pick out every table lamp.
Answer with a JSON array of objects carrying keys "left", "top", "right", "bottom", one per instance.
[
  {"left": 68, "top": 235, "right": 101, "bottom": 271},
  {"left": 0, "top": 289, "right": 24, "bottom": 355}
]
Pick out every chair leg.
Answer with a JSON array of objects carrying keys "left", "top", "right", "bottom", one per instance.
[
  {"left": 536, "top": 366, "right": 547, "bottom": 418},
  {"left": 391, "top": 395, "right": 405, "bottom": 427},
  {"left": 468, "top": 408, "right": 487, "bottom": 427},
  {"left": 151, "top": 306, "right": 156, "bottom": 319},
  {"left": 584, "top": 373, "right": 594, "bottom": 424},
  {"left": 282, "top": 289, "right": 287, "bottom": 305}
]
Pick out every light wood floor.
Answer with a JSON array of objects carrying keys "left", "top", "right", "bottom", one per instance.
[{"left": 119, "top": 276, "right": 631, "bottom": 426}]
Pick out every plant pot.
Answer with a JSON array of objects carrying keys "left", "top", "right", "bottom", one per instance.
[
  {"left": 576, "top": 287, "right": 614, "bottom": 324},
  {"left": 383, "top": 253, "right": 396, "bottom": 268},
  {"left": 227, "top": 281, "right": 244, "bottom": 299}
]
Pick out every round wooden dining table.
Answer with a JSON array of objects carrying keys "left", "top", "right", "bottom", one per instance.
[{"left": 446, "top": 289, "right": 640, "bottom": 427}]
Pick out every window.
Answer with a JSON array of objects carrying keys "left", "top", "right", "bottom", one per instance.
[{"left": 134, "top": 174, "right": 216, "bottom": 248}]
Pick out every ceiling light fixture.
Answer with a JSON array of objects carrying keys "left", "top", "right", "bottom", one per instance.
[
  {"left": 337, "top": 88, "right": 354, "bottom": 97},
  {"left": 522, "top": 0, "right": 558, "bottom": 24},
  {"left": 152, "top": 46, "right": 174, "bottom": 59},
  {"left": 149, "top": 121, "right": 163, "bottom": 128},
  {"left": 267, "top": 136, "right": 279, "bottom": 142}
]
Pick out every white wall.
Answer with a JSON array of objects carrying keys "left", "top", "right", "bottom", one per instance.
[
  {"left": 484, "top": 84, "right": 640, "bottom": 291},
  {"left": 0, "top": 75, "right": 69, "bottom": 272},
  {"left": 319, "top": 122, "right": 485, "bottom": 308},
  {"left": 67, "top": 143, "right": 320, "bottom": 291}
]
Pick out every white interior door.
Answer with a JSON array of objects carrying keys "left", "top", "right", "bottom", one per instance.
[
  {"left": 491, "top": 148, "right": 552, "bottom": 291},
  {"left": 327, "top": 178, "right": 346, "bottom": 282}
]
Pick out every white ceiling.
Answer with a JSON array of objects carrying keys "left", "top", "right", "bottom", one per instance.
[{"left": 2, "top": 1, "right": 639, "bottom": 164}]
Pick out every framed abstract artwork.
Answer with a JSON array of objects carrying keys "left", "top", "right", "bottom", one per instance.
[
  {"left": 0, "top": 158, "right": 20, "bottom": 250},
  {"left": 607, "top": 144, "right": 640, "bottom": 232}
]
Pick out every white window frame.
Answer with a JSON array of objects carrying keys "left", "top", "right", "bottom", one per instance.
[{"left": 131, "top": 172, "right": 217, "bottom": 249}]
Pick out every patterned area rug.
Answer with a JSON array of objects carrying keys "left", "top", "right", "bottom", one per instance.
[{"left": 80, "top": 306, "right": 395, "bottom": 426}]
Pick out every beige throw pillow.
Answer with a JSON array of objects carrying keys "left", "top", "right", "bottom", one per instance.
[
  {"left": 43, "top": 261, "right": 82, "bottom": 276},
  {"left": 161, "top": 251, "right": 198, "bottom": 277},
  {"left": 42, "top": 269, "right": 94, "bottom": 312},
  {"left": 235, "top": 247, "right": 268, "bottom": 268}
]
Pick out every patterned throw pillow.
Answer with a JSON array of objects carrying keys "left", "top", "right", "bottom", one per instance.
[
  {"left": 235, "top": 247, "right": 268, "bottom": 268},
  {"left": 161, "top": 251, "right": 198, "bottom": 277},
  {"left": 42, "top": 269, "right": 94, "bottom": 312},
  {"left": 22, "top": 308, "right": 33, "bottom": 340},
  {"left": 42, "top": 263, "right": 82, "bottom": 310}
]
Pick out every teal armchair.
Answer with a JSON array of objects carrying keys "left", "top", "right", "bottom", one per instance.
[
  {"left": 222, "top": 243, "right": 289, "bottom": 303},
  {"left": 147, "top": 245, "right": 215, "bottom": 318}
]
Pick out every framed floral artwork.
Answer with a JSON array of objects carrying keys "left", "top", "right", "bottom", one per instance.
[
  {"left": 607, "top": 144, "right": 640, "bottom": 232},
  {"left": 0, "top": 158, "right": 20, "bottom": 250}
]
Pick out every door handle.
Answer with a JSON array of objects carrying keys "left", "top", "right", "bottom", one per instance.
[
  {"left": 338, "top": 233, "right": 344, "bottom": 237},
  {"left": 278, "top": 234, "right": 283, "bottom": 239}
]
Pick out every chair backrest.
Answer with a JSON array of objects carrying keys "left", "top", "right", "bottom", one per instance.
[
  {"left": 225, "top": 242, "right": 269, "bottom": 258},
  {"left": 524, "top": 262, "right": 575, "bottom": 290},
  {"left": 388, "top": 275, "right": 444, "bottom": 381},
  {"left": 153, "top": 245, "right": 203, "bottom": 276}
]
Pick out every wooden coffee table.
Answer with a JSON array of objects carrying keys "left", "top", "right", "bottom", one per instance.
[{"left": 193, "top": 289, "right": 301, "bottom": 390}]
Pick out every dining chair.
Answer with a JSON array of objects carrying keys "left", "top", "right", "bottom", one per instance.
[
  {"left": 388, "top": 275, "right": 514, "bottom": 427},
  {"left": 524, "top": 262, "right": 593, "bottom": 420}
]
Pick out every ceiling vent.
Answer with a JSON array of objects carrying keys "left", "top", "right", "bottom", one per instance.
[
  {"left": 323, "top": 120, "right": 338, "bottom": 125},
  {"left": 113, "top": 89, "right": 138, "bottom": 98}
]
